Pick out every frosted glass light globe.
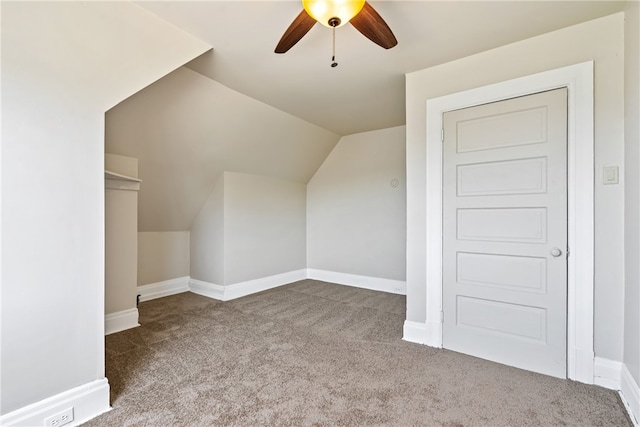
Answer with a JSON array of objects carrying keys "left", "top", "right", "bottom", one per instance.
[{"left": 303, "top": 0, "right": 365, "bottom": 28}]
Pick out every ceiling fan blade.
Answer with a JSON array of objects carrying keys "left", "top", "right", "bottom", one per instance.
[
  {"left": 275, "top": 9, "right": 317, "bottom": 54},
  {"left": 349, "top": 2, "right": 397, "bottom": 49}
]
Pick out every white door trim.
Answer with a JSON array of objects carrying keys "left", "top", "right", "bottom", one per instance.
[{"left": 424, "top": 61, "right": 594, "bottom": 383}]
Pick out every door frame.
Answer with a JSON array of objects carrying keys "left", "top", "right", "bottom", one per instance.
[{"left": 424, "top": 61, "right": 594, "bottom": 383}]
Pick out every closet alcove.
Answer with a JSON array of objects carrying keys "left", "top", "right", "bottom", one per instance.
[{"left": 105, "top": 154, "right": 141, "bottom": 334}]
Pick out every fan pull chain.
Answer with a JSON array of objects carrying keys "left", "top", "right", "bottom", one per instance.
[{"left": 331, "top": 25, "right": 338, "bottom": 68}]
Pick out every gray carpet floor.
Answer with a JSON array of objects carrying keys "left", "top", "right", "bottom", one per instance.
[{"left": 85, "top": 280, "right": 632, "bottom": 426}]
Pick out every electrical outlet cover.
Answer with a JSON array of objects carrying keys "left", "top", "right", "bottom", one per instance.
[{"left": 44, "top": 407, "right": 74, "bottom": 427}]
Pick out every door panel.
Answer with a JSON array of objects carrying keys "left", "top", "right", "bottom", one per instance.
[
  {"left": 456, "top": 296, "right": 547, "bottom": 342},
  {"left": 456, "top": 157, "right": 547, "bottom": 196},
  {"left": 442, "top": 88, "right": 568, "bottom": 378},
  {"left": 455, "top": 106, "right": 548, "bottom": 152},
  {"left": 457, "top": 207, "right": 547, "bottom": 243},
  {"left": 456, "top": 252, "right": 547, "bottom": 293}
]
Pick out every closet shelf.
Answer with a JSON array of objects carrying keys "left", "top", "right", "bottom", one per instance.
[
  {"left": 105, "top": 170, "right": 142, "bottom": 182},
  {"left": 105, "top": 170, "right": 141, "bottom": 191}
]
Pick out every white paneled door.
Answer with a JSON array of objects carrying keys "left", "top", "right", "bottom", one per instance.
[{"left": 442, "top": 88, "right": 568, "bottom": 378}]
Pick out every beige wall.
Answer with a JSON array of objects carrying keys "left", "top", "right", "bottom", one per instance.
[
  {"left": 1, "top": 1, "right": 208, "bottom": 417},
  {"left": 307, "top": 126, "right": 406, "bottom": 280},
  {"left": 105, "top": 188, "right": 138, "bottom": 314},
  {"left": 106, "top": 153, "right": 138, "bottom": 178},
  {"left": 224, "top": 172, "right": 306, "bottom": 285},
  {"left": 138, "top": 231, "right": 190, "bottom": 285},
  {"left": 191, "top": 175, "right": 226, "bottom": 285},
  {"left": 406, "top": 13, "right": 625, "bottom": 361},
  {"left": 190, "top": 172, "right": 306, "bottom": 286},
  {"left": 624, "top": 0, "right": 640, "bottom": 388}
]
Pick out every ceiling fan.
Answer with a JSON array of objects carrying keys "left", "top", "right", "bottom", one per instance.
[{"left": 275, "top": 0, "right": 397, "bottom": 62}]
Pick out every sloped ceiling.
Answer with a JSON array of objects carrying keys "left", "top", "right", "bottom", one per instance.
[
  {"left": 3, "top": 1, "right": 210, "bottom": 113},
  {"left": 106, "top": 66, "right": 340, "bottom": 231},
  {"left": 136, "top": 0, "right": 626, "bottom": 136},
  {"left": 108, "top": 0, "right": 627, "bottom": 232}
]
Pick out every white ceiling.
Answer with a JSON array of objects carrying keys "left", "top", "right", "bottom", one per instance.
[{"left": 135, "top": 0, "right": 626, "bottom": 136}]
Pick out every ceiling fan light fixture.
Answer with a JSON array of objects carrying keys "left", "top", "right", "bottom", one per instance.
[
  {"left": 275, "top": 1, "right": 397, "bottom": 54},
  {"left": 302, "top": 0, "right": 365, "bottom": 28}
]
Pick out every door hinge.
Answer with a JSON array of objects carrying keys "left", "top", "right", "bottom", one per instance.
[
  {"left": 441, "top": 128, "right": 444, "bottom": 142},
  {"left": 566, "top": 246, "right": 570, "bottom": 258},
  {"left": 440, "top": 310, "right": 444, "bottom": 323}
]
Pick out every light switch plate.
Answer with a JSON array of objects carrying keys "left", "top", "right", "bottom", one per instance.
[{"left": 603, "top": 166, "right": 619, "bottom": 185}]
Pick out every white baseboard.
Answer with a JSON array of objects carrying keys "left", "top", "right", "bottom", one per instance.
[
  {"left": 592, "top": 357, "right": 639, "bottom": 426},
  {"left": 594, "top": 357, "right": 622, "bottom": 390},
  {"left": 225, "top": 269, "right": 308, "bottom": 300},
  {"left": 189, "top": 269, "right": 307, "bottom": 302},
  {"left": 137, "top": 276, "right": 190, "bottom": 302},
  {"left": 186, "top": 270, "right": 407, "bottom": 303},
  {"left": 307, "top": 268, "right": 406, "bottom": 295},
  {"left": 621, "top": 363, "right": 640, "bottom": 426},
  {"left": 0, "top": 378, "right": 110, "bottom": 426},
  {"left": 403, "top": 320, "right": 429, "bottom": 345},
  {"left": 104, "top": 308, "right": 139, "bottom": 335},
  {"left": 189, "top": 278, "right": 225, "bottom": 300},
  {"left": 403, "top": 319, "right": 442, "bottom": 348}
]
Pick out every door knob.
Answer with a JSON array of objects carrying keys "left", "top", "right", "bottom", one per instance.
[{"left": 550, "top": 247, "right": 562, "bottom": 257}]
